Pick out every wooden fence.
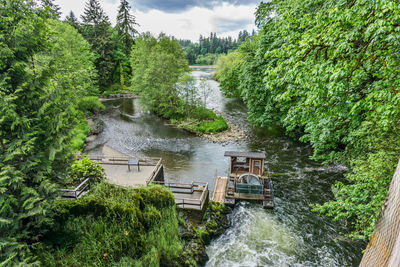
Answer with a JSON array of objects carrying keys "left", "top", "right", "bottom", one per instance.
[
  {"left": 60, "top": 178, "right": 90, "bottom": 199},
  {"left": 360, "top": 159, "right": 400, "bottom": 267}
]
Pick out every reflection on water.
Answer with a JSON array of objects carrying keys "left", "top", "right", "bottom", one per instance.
[{"left": 85, "top": 67, "right": 365, "bottom": 266}]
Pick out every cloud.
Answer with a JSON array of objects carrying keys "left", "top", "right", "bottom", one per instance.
[
  {"left": 133, "top": 0, "right": 261, "bottom": 13},
  {"left": 54, "top": 0, "right": 259, "bottom": 41},
  {"left": 212, "top": 17, "right": 253, "bottom": 33}
]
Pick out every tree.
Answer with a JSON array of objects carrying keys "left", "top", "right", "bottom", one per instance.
[
  {"left": 65, "top": 10, "right": 80, "bottom": 30},
  {"left": 214, "top": 51, "right": 243, "bottom": 97},
  {"left": 39, "top": 0, "right": 61, "bottom": 19},
  {"left": 177, "top": 74, "right": 197, "bottom": 116},
  {"left": 81, "top": 0, "right": 109, "bottom": 25},
  {"left": 0, "top": 1, "right": 98, "bottom": 262},
  {"left": 80, "top": 0, "right": 115, "bottom": 90},
  {"left": 217, "top": 0, "right": 400, "bottom": 239},
  {"left": 198, "top": 77, "right": 212, "bottom": 107},
  {"left": 116, "top": 0, "right": 139, "bottom": 54},
  {"left": 130, "top": 34, "right": 190, "bottom": 119}
]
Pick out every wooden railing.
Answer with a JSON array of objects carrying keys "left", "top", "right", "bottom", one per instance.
[
  {"left": 60, "top": 178, "right": 90, "bottom": 199},
  {"left": 146, "top": 158, "right": 163, "bottom": 185},
  {"left": 151, "top": 180, "right": 209, "bottom": 210},
  {"left": 77, "top": 154, "right": 161, "bottom": 166}
]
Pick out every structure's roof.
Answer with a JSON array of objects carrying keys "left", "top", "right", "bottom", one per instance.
[{"left": 224, "top": 151, "right": 265, "bottom": 159}]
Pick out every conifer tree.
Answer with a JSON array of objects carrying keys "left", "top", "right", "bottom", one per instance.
[
  {"left": 40, "top": 0, "right": 61, "bottom": 18},
  {"left": 81, "top": 0, "right": 109, "bottom": 25},
  {"left": 80, "top": 0, "right": 115, "bottom": 90},
  {"left": 0, "top": 0, "right": 96, "bottom": 264},
  {"left": 116, "top": 0, "right": 139, "bottom": 53},
  {"left": 65, "top": 10, "right": 80, "bottom": 30}
]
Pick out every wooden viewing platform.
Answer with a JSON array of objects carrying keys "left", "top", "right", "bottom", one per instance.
[
  {"left": 73, "top": 146, "right": 209, "bottom": 211},
  {"left": 152, "top": 181, "right": 209, "bottom": 211}
]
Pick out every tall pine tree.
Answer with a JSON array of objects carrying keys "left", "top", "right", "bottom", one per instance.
[
  {"left": 39, "top": 0, "right": 61, "bottom": 19},
  {"left": 65, "top": 10, "right": 80, "bottom": 30},
  {"left": 116, "top": 0, "right": 138, "bottom": 54},
  {"left": 80, "top": 0, "right": 115, "bottom": 90}
]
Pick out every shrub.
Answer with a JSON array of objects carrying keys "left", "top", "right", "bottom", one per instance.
[
  {"left": 78, "top": 96, "right": 105, "bottom": 114},
  {"left": 67, "top": 157, "right": 105, "bottom": 185}
]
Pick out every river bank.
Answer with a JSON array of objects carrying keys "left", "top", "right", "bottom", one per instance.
[{"left": 84, "top": 68, "right": 365, "bottom": 266}]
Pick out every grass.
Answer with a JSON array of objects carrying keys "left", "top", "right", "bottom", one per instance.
[{"left": 36, "top": 183, "right": 192, "bottom": 266}]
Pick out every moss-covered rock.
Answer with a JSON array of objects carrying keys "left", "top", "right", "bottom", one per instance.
[{"left": 177, "top": 201, "right": 231, "bottom": 266}]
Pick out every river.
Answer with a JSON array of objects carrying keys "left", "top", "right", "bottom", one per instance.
[{"left": 86, "top": 67, "right": 365, "bottom": 266}]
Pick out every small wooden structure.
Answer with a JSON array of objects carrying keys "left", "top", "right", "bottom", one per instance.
[
  {"left": 152, "top": 181, "right": 209, "bottom": 211},
  {"left": 60, "top": 178, "right": 90, "bottom": 199},
  {"left": 212, "top": 151, "right": 274, "bottom": 208}
]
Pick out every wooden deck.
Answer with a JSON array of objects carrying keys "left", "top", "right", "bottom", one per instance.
[
  {"left": 152, "top": 181, "right": 209, "bottom": 211},
  {"left": 212, "top": 176, "right": 228, "bottom": 203}
]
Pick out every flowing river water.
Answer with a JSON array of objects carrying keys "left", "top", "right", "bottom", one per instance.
[{"left": 86, "top": 67, "right": 365, "bottom": 266}]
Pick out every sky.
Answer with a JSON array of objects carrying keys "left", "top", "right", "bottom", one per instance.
[{"left": 54, "top": 0, "right": 262, "bottom": 42}]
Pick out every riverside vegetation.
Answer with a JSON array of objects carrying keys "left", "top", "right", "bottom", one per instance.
[
  {"left": 0, "top": 0, "right": 229, "bottom": 265},
  {"left": 130, "top": 34, "right": 228, "bottom": 135},
  {"left": 214, "top": 0, "right": 400, "bottom": 240}
]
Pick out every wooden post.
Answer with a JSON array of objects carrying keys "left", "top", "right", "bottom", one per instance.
[{"left": 360, "top": 159, "right": 400, "bottom": 267}]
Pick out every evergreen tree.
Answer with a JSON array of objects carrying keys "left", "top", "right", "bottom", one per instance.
[
  {"left": 65, "top": 10, "right": 80, "bottom": 30},
  {"left": 40, "top": 0, "right": 61, "bottom": 19},
  {"left": 80, "top": 0, "right": 115, "bottom": 90},
  {"left": 0, "top": 1, "right": 98, "bottom": 264},
  {"left": 116, "top": 0, "right": 139, "bottom": 54},
  {"left": 81, "top": 0, "right": 109, "bottom": 25}
]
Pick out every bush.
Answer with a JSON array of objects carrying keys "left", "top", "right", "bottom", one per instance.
[
  {"left": 67, "top": 157, "right": 105, "bottom": 185},
  {"left": 70, "top": 120, "right": 91, "bottom": 151},
  {"left": 37, "top": 183, "right": 186, "bottom": 266},
  {"left": 78, "top": 96, "right": 105, "bottom": 114}
]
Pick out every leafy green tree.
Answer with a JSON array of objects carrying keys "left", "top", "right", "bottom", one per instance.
[
  {"left": 198, "top": 77, "right": 212, "bottom": 107},
  {"left": 130, "top": 34, "right": 190, "bottom": 119},
  {"left": 0, "top": 1, "right": 98, "bottom": 263},
  {"left": 177, "top": 74, "right": 197, "bottom": 117},
  {"left": 67, "top": 157, "right": 105, "bottom": 185},
  {"left": 80, "top": 0, "right": 115, "bottom": 90},
  {"left": 219, "top": 0, "right": 400, "bottom": 238},
  {"left": 214, "top": 51, "right": 243, "bottom": 97}
]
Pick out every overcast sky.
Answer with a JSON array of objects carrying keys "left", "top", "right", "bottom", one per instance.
[{"left": 54, "top": 0, "right": 262, "bottom": 42}]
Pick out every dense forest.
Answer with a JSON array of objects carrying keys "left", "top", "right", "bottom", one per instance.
[
  {"left": 0, "top": 0, "right": 227, "bottom": 264},
  {"left": 180, "top": 30, "right": 254, "bottom": 65},
  {"left": 215, "top": 0, "right": 400, "bottom": 239}
]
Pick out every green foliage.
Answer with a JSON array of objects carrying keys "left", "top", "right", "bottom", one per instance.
[
  {"left": 78, "top": 96, "right": 105, "bottom": 114},
  {"left": 80, "top": 0, "right": 115, "bottom": 91},
  {"left": 171, "top": 106, "right": 228, "bottom": 134},
  {"left": 181, "top": 31, "right": 253, "bottom": 65},
  {"left": 130, "top": 34, "right": 190, "bottom": 119},
  {"left": 70, "top": 121, "right": 91, "bottom": 151},
  {"left": 36, "top": 183, "right": 185, "bottom": 266},
  {"left": 221, "top": 0, "right": 400, "bottom": 238},
  {"left": 67, "top": 157, "right": 105, "bottom": 185},
  {"left": 116, "top": 0, "right": 138, "bottom": 54},
  {"left": 214, "top": 51, "right": 243, "bottom": 97},
  {"left": 195, "top": 53, "right": 219, "bottom": 65},
  {"left": 0, "top": 2, "right": 98, "bottom": 264}
]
